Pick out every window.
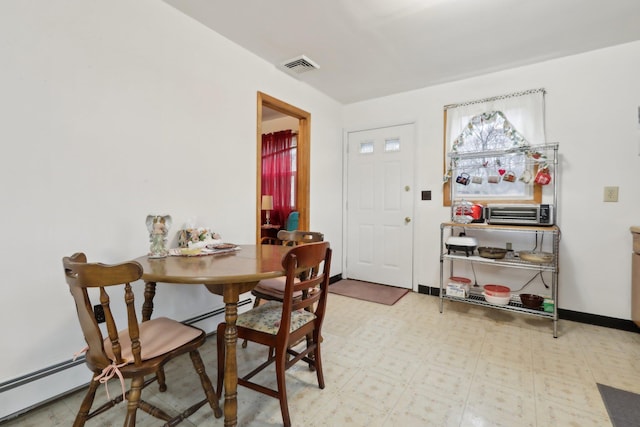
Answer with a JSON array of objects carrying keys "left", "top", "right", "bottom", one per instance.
[
  {"left": 289, "top": 143, "right": 297, "bottom": 207},
  {"left": 384, "top": 138, "right": 400, "bottom": 152},
  {"left": 450, "top": 111, "right": 532, "bottom": 201},
  {"left": 359, "top": 141, "right": 374, "bottom": 154},
  {"left": 262, "top": 130, "right": 297, "bottom": 225},
  {"left": 443, "top": 89, "right": 546, "bottom": 206}
]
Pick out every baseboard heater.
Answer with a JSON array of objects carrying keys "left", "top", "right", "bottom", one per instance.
[{"left": 0, "top": 298, "right": 251, "bottom": 421}]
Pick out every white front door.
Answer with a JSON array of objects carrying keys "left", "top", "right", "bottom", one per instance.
[{"left": 346, "top": 123, "right": 414, "bottom": 289}]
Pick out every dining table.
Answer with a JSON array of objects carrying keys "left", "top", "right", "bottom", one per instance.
[{"left": 134, "top": 244, "right": 290, "bottom": 427}]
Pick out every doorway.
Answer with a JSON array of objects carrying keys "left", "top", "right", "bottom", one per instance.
[
  {"left": 346, "top": 123, "right": 415, "bottom": 289},
  {"left": 256, "top": 92, "right": 310, "bottom": 242}
]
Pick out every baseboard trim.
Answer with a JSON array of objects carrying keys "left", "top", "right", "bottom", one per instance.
[
  {"left": 0, "top": 358, "right": 86, "bottom": 395},
  {"left": 418, "top": 284, "right": 440, "bottom": 296},
  {"left": 559, "top": 308, "right": 640, "bottom": 333},
  {"left": 418, "top": 285, "right": 640, "bottom": 333}
]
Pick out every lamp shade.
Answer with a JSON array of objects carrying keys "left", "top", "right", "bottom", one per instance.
[{"left": 261, "top": 195, "right": 274, "bottom": 210}]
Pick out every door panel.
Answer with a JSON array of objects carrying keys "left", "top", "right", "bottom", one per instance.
[{"left": 347, "top": 124, "right": 414, "bottom": 288}]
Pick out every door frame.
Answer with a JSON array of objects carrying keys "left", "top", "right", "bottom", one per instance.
[
  {"left": 343, "top": 121, "right": 418, "bottom": 290},
  {"left": 256, "top": 92, "right": 310, "bottom": 242}
]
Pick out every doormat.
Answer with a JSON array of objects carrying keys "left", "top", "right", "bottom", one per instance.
[
  {"left": 597, "top": 383, "right": 640, "bottom": 427},
  {"left": 329, "top": 279, "right": 409, "bottom": 305}
]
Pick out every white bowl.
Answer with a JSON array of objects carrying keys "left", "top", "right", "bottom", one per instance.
[{"left": 483, "top": 292, "right": 510, "bottom": 305}]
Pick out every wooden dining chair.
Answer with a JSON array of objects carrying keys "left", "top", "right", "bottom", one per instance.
[
  {"left": 216, "top": 241, "right": 332, "bottom": 427},
  {"left": 243, "top": 230, "right": 324, "bottom": 348},
  {"left": 63, "top": 252, "right": 222, "bottom": 427},
  {"left": 251, "top": 230, "right": 324, "bottom": 303}
]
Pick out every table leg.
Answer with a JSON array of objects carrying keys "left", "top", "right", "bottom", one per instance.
[
  {"left": 222, "top": 286, "right": 240, "bottom": 427},
  {"left": 142, "top": 281, "right": 156, "bottom": 322}
]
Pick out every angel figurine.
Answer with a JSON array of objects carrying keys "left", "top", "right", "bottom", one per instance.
[{"left": 146, "top": 214, "right": 172, "bottom": 258}]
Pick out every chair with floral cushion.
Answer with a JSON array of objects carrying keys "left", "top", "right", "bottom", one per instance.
[
  {"left": 216, "top": 241, "right": 332, "bottom": 427},
  {"left": 63, "top": 252, "right": 222, "bottom": 427},
  {"left": 243, "top": 230, "right": 324, "bottom": 348}
]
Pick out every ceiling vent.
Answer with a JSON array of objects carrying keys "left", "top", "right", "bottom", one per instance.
[{"left": 279, "top": 55, "right": 320, "bottom": 75}]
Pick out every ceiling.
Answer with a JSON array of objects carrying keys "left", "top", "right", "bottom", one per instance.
[{"left": 163, "top": 0, "right": 640, "bottom": 104}]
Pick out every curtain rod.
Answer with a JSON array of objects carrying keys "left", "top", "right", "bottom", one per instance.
[{"left": 444, "top": 88, "right": 545, "bottom": 110}]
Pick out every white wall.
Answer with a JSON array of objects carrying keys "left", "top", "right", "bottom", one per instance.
[
  {"left": 344, "top": 40, "right": 640, "bottom": 321},
  {"left": 3, "top": 0, "right": 638, "bottom": 418},
  {"left": 0, "top": 0, "right": 343, "bottom": 417}
]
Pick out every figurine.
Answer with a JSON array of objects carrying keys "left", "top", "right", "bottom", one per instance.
[{"left": 146, "top": 215, "right": 172, "bottom": 258}]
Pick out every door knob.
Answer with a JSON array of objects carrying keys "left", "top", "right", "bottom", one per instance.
[
  {"left": 405, "top": 185, "right": 410, "bottom": 192},
  {"left": 405, "top": 217, "right": 411, "bottom": 223}
]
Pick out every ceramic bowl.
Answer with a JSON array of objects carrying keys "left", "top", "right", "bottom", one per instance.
[{"left": 519, "top": 293, "right": 544, "bottom": 309}]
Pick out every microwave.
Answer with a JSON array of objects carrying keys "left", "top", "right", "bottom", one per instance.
[{"left": 486, "top": 204, "right": 554, "bottom": 226}]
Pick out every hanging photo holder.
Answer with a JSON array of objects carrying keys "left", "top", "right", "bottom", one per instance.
[
  {"left": 519, "top": 169, "right": 533, "bottom": 184},
  {"left": 456, "top": 172, "right": 471, "bottom": 185},
  {"left": 534, "top": 166, "right": 552, "bottom": 186},
  {"left": 503, "top": 170, "right": 517, "bottom": 182}
]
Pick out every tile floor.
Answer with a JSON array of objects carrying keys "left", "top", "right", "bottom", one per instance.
[{"left": 3, "top": 291, "right": 640, "bottom": 426}]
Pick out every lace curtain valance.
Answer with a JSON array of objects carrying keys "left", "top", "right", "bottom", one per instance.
[{"left": 445, "top": 88, "right": 546, "bottom": 149}]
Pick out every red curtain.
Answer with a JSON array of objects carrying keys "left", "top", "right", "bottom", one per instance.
[{"left": 262, "top": 130, "right": 296, "bottom": 226}]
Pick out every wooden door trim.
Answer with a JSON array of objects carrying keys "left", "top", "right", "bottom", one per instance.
[{"left": 256, "top": 92, "right": 310, "bottom": 243}]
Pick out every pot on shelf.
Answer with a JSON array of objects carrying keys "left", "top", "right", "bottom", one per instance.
[{"left": 478, "top": 247, "right": 507, "bottom": 259}]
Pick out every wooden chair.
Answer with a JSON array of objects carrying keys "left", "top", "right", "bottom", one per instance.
[
  {"left": 216, "top": 241, "right": 332, "bottom": 427},
  {"left": 260, "top": 235, "right": 278, "bottom": 245},
  {"left": 244, "top": 230, "right": 324, "bottom": 348},
  {"left": 252, "top": 230, "right": 324, "bottom": 303},
  {"left": 63, "top": 253, "right": 222, "bottom": 427}
]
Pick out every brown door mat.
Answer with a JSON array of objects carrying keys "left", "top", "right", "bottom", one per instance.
[{"left": 329, "top": 279, "right": 409, "bottom": 305}]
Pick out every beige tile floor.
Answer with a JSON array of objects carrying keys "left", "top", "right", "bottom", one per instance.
[{"left": 4, "top": 291, "right": 640, "bottom": 426}]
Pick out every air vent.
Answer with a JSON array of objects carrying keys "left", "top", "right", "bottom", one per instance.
[{"left": 279, "top": 55, "right": 320, "bottom": 75}]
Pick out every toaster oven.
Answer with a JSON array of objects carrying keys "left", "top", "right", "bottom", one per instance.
[{"left": 486, "top": 204, "right": 554, "bottom": 226}]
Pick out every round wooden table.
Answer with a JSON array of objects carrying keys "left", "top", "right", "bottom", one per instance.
[{"left": 135, "top": 244, "right": 289, "bottom": 427}]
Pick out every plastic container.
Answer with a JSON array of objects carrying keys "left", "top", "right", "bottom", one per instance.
[
  {"left": 543, "top": 299, "right": 555, "bottom": 313},
  {"left": 449, "top": 276, "right": 471, "bottom": 286},
  {"left": 446, "top": 276, "right": 471, "bottom": 297},
  {"left": 483, "top": 284, "right": 511, "bottom": 297},
  {"left": 483, "top": 293, "right": 510, "bottom": 305}
]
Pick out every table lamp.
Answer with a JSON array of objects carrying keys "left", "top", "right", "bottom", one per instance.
[{"left": 262, "top": 195, "right": 274, "bottom": 225}]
